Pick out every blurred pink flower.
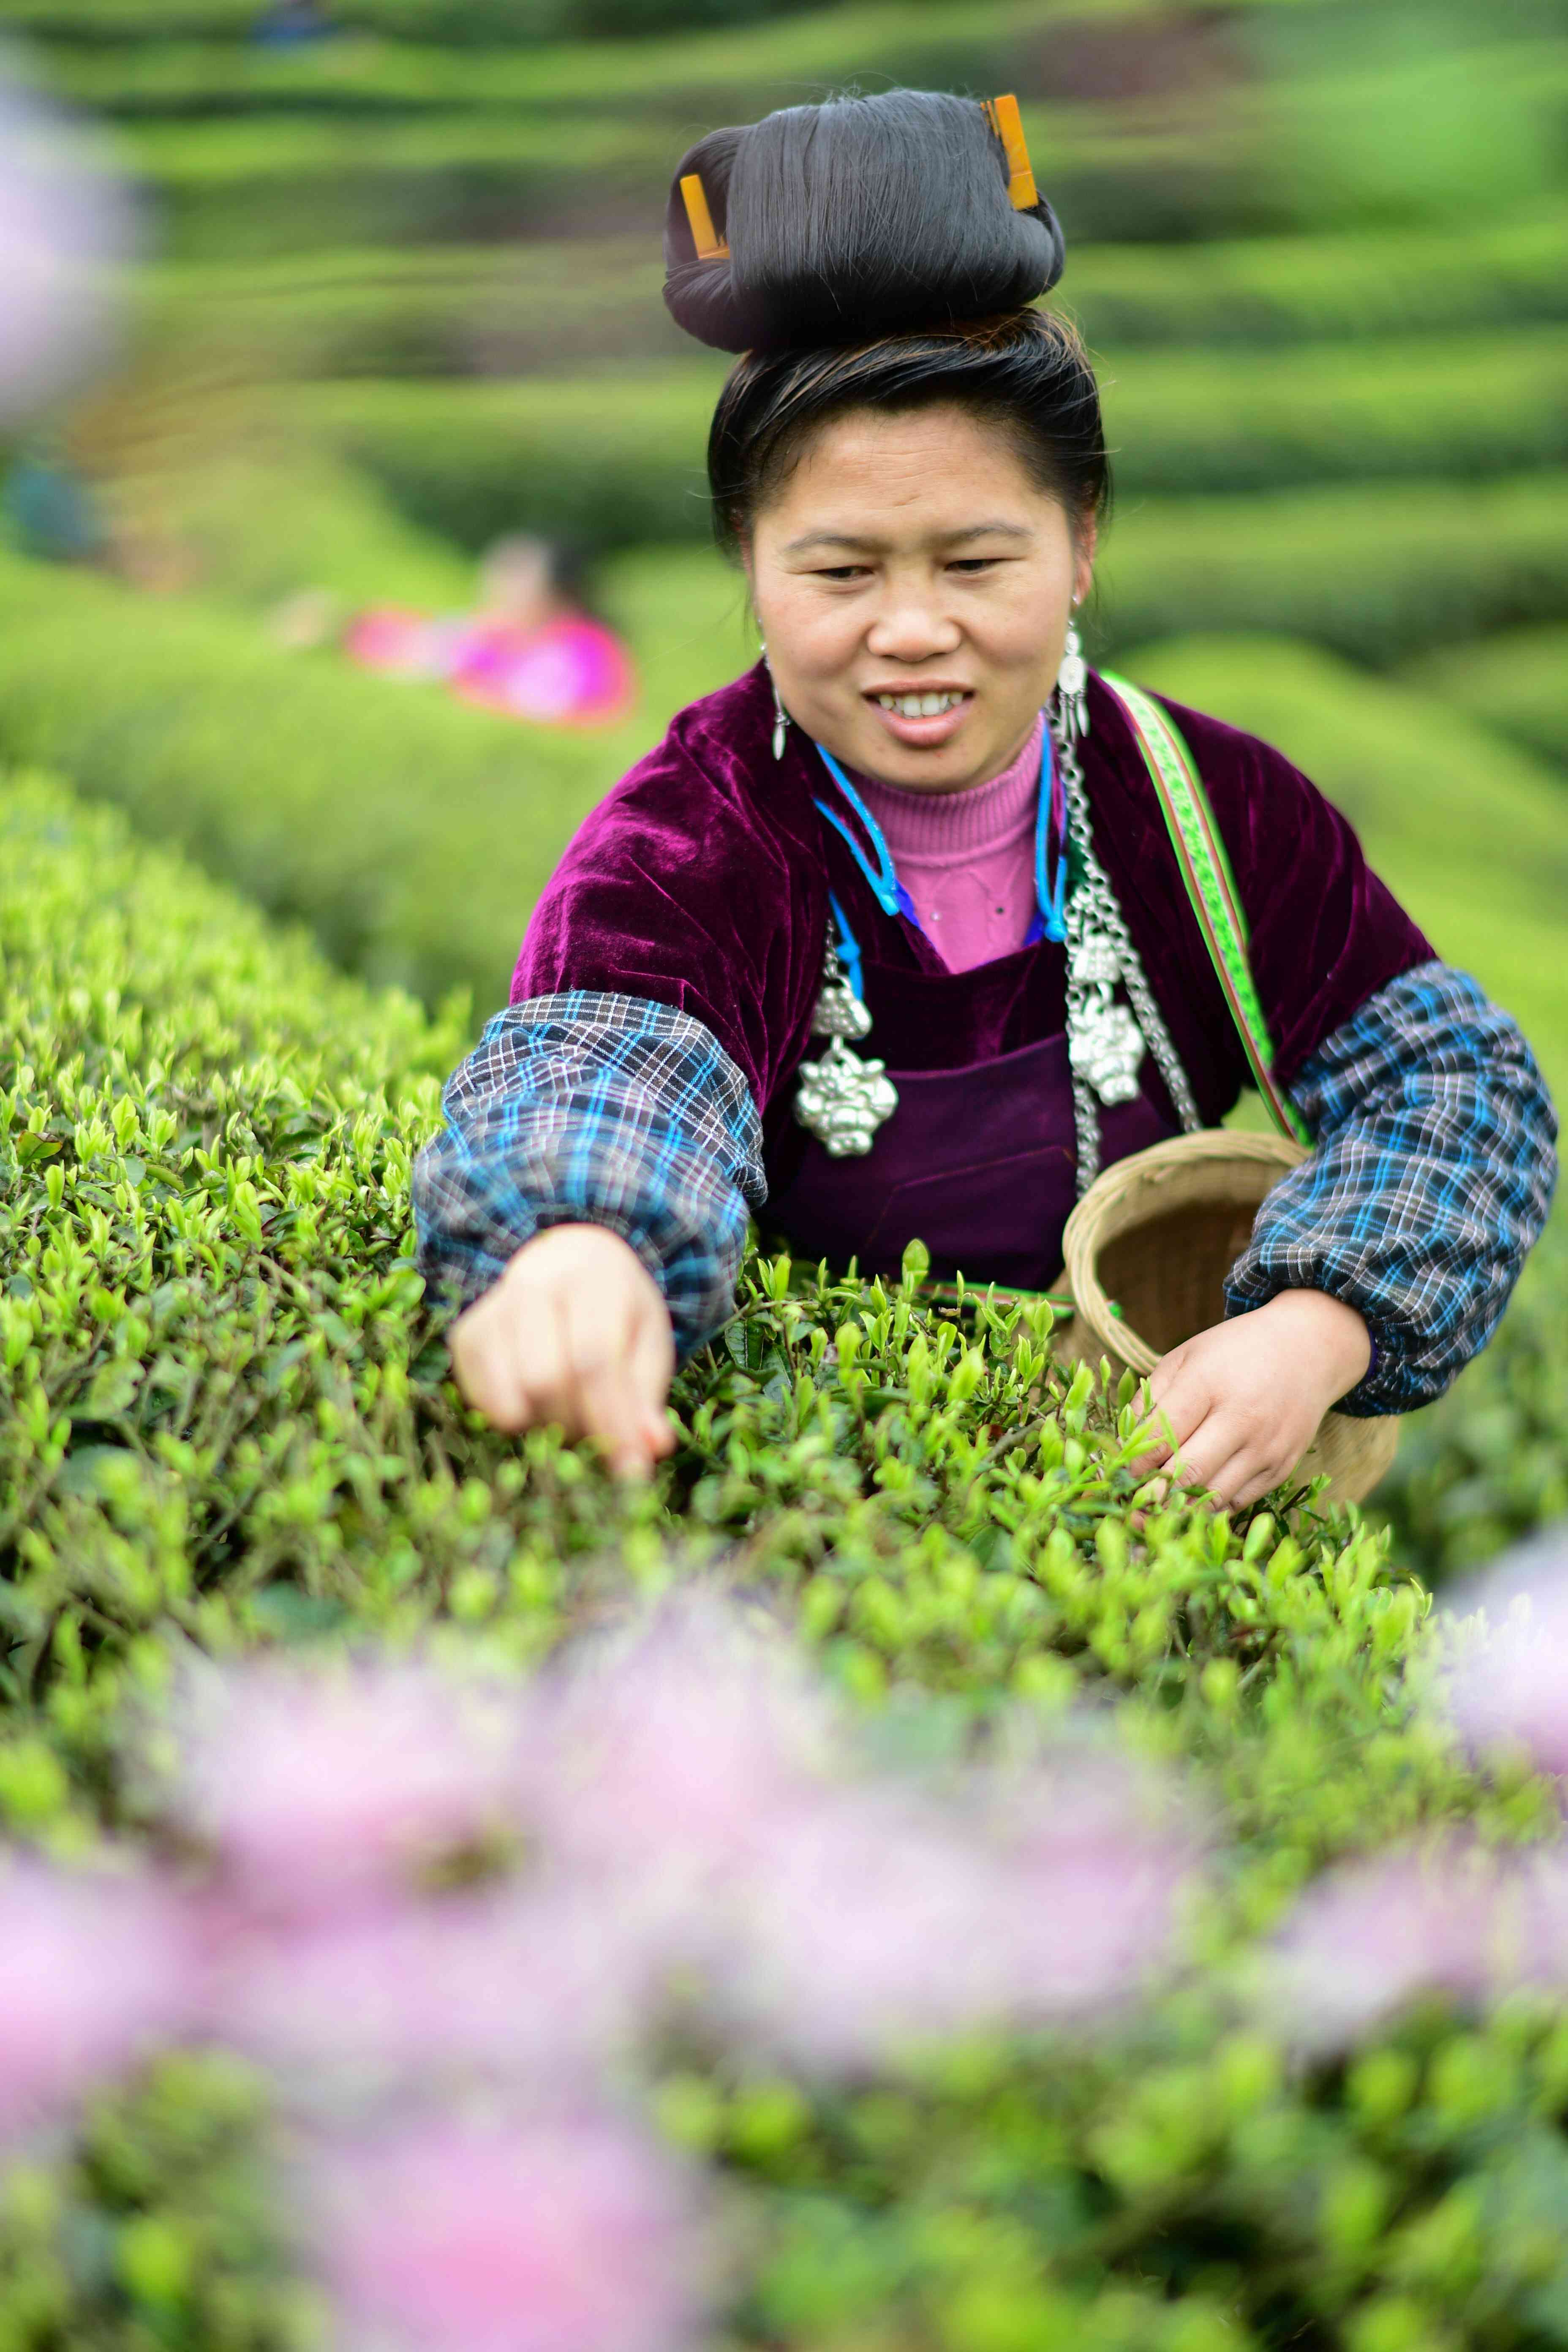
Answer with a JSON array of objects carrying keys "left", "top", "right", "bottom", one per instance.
[
  {"left": 717, "top": 1783, "right": 1012, "bottom": 2066},
  {"left": 1439, "top": 1542, "right": 1568, "bottom": 1779},
  {"left": 0, "top": 1859, "right": 196, "bottom": 2135},
  {"left": 717, "top": 1746, "right": 1201, "bottom": 2069},
  {"left": 312, "top": 2114, "right": 710, "bottom": 2352},
  {"left": 520, "top": 1596, "right": 832, "bottom": 1908},
  {"left": 209, "top": 1884, "right": 648, "bottom": 2098},
  {"left": 1264, "top": 1840, "right": 1506, "bottom": 2050},
  {"left": 0, "top": 71, "right": 136, "bottom": 427},
  {"left": 1001, "top": 1769, "right": 1213, "bottom": 2013},
  {"left": 160, "top": 1659, "right": 519, "bottom": 1919}
]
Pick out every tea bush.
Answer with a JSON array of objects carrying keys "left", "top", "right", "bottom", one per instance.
[
  {"left": 297, "top": 327, "right": 1568, "bottom": 553},
  {"left": 1378, "top": 1219, "right": 1568, "bottom": 1584},
  {"left": 1399, "top": 625, "right": 1568, "bottom": 772},
  {"left": 1097, "top": 469, "right": 1568, "bottom": 678},
  {"left": 0, "top": 757, "right": 1498, "bottom": 1839},
  {"left": 300, "top": 368, "right": 721, "bottom": 552},
  {"left": 0, "top": 540, "right": 743, "bottom": 1010},
  {"left": 9, "top": 0, "right": 1034, "bottom": 57},
  {"left": 9, "top": 756, "right": 1568, "bottom": 2344}
]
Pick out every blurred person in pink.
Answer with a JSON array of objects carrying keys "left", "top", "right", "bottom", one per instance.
[
  {"left": 345, "top": 536, "right": 634, "bottom": 727},
  {"left": 449, "top": 536, "right": 634, "bottom": 727}
]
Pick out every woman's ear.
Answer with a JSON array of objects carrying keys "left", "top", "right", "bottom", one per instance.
[
  {"left": 1071, "top": 517, "right": 1097, "bottom": 611},
  {"left": 737, "top": 533, "right": 764, "bottom": 640}
]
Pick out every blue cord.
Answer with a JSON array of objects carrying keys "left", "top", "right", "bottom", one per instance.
[
  {"left": 812, "top": 744, "right": 921, "bottom": 924},
  {"left": 1036, "top": 727, "right": 1068, "bottom": 943},
  {"left": 814, "top": 719, "right": 1066, "bottom": 949},
  {"left": 826, "top": 888, "right": 865, "bottom": 1005}
]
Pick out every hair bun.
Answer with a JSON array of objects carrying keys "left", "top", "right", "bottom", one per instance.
[{"left": 663, "top": 90, "right": 1064, "bottom": 356}]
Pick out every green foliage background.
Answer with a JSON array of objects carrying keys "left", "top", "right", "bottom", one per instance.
[{"left": 1, "top": 0, "right": 1568, "bottom": 2337}]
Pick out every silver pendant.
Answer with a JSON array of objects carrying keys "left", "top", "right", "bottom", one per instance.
[
  {"left": 1070, "top": 935, "right": 1119, "bottom": 985},
  {"left": 811, "top": 975, "right": 874, "bottom": 1043},
  {"left": 1069, "top": 997, "right": 1146, "bottom": 1105},
  {"left": 795, "top": 1035, "right": 898, "bottom": 1157}
]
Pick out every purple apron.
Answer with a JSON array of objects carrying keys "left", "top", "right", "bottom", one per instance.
[{"left": 765, "top": 960, "right": 1176, "bottom": 1293}]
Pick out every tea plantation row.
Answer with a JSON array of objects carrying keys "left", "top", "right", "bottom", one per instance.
[
  {"left": 287, "top": 330, "right": 1568, "bottom": 552},
  {"left": 140, "top": 202, "right": 1568, "bottom": 394}
]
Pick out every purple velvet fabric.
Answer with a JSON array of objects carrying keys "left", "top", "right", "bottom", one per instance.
[{"left": 512, "top": 664, "right": 1434, "bottom": 1176}]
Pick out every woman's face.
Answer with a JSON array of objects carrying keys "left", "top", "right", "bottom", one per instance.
[{"left": 744, "top": 402, "right": 1094, "bottom": 792}]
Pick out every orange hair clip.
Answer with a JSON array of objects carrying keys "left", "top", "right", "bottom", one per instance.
[
  {"left": 679, "top": 173, "right": 730, "bottom": 261},
  {"left": 983, "top": 93, "right": 1039, "bottom": 212}
]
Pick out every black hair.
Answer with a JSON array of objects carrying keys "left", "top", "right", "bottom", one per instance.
[
  {"left": 707, "top": 310, "right": 1108, "bottom": 559},
  {"left": 663, "top": 89, "right": 1063, "bottom": 355},
  {"left": 662, "top": 91, "right": 1106, "bottom": 557}
]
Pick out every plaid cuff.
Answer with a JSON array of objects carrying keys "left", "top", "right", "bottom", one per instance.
[
  {"left": 411, "top": 991, "right": 767, "bottom": 1360},
  {"left": 1225, "top": 961, "right": 1558, "bottom": 1416}
]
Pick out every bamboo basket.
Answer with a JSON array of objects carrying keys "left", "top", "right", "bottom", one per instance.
[{"left": 1053, "top": 1130, "right": 1398, "bottom": 1508}]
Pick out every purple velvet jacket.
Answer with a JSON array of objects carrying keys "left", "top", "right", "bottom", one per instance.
[{"left": 512, "top": 664, "right": 1433, "bottom": 1153}]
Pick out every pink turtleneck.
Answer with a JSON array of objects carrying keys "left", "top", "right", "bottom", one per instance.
[{"left": 854, "top": 714, "right": 1045, "bottom": 974}]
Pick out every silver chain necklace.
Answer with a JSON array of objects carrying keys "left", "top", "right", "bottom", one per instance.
[
  {"left": 1054, "top": 717, "right": 1200, "bottom": 1189},
  {"left": 795, "top": 705, "right": 1200, "bottom": 1184}
]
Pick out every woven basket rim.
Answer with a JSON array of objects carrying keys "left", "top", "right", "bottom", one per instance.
[{"left": 1062, "top": 1130, "right": 1307, "bottom": 1376}]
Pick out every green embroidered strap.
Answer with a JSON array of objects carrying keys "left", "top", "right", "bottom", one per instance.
[{"left": 1100, "top": 672, "right": 1311, "bottom": 1147}]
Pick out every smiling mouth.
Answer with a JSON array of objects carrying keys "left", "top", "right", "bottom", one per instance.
[{"left": 870, "top": 690, "right": 972, "bottom": 718}]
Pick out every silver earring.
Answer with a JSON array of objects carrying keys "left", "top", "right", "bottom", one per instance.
[
  {"left": 1056, "top": 611, "right": 1088, "bottom": 746},
  {"left": 759, "top": 642, "right": 790, "bottom": 762}
]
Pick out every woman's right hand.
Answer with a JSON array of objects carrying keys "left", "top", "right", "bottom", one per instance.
[{"left": 448, "top": 1223, "right": 676, "bottom": 1479}]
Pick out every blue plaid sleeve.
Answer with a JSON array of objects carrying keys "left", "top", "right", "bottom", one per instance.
[
  {"left": 411, "top": 991, "right": 767, "bottom": 1360},
  {"left": 1225, "top": 961, "right": 1558, "bottom": 1416}
]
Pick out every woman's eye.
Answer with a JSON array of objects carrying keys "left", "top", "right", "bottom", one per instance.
[
  {"left": 948, "top": 558, "right": 1000, "bottom": 574},
  {"left": 814, "top": 565, "right": 870, "bottom": 582}
]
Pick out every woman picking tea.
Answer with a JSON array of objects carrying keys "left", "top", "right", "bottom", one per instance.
[{"left": 414, "top": 90, "right": 1555, "bottom": 1505}]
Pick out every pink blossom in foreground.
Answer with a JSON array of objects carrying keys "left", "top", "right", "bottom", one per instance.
[
  {"left": 717, "top": 1784, "right": 1011, "bottom": 2067},
  {"left": 716, "top": 1748, "right": 1201, "bottom": 2069},
  {"left": 1491, "top": 1844, "right": 1568, "bottom": 1990},
  {"left": 0, "top": 1860, "right": 196, "bottom": 2136},
  {"left": 312, "top": 2115, "right": 710, "bottom": 2352},
  {"left": 160, "top": 1660, "right": 519, "bottom": 1919},
  {"left": 1263, "top": 1840, "right": 1508, "bottom": 2050},
  {"left": 1439, "top": 1540, "right": 1568, "bottom": 1779},
  {"left": 209, "top": 1884, "right": 648, "bottom": 2097},
  {"left": 995, "top": 1767, "right": 1205, "bottom": 2022},
  {"left": 519, "top": 1596, "right": 833, "bottom": 1909},
  {"left": 0, "top": 71, "right": 136, "bottom": 427}
]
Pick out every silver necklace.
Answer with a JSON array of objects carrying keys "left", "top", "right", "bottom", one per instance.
[
  {"left": 1054, "top": 717, "right": 1200, "bottom": 1190},
  {"left": 793, "top": 707, "right": 1200, "bottom": 1184}
]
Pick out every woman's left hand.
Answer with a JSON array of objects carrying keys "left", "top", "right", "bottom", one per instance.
[{"left": 1128, "top": 1288, "right": 1373, "bottom": 1509}]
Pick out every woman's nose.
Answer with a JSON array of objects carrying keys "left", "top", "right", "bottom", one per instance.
[{"left": 864, "top": 597, "right": 962, "bottom": 663}]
